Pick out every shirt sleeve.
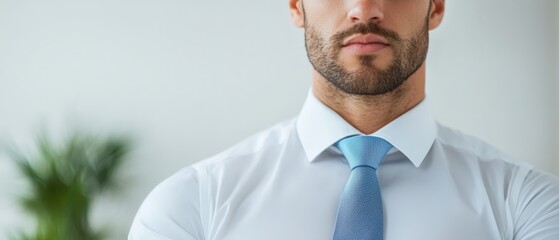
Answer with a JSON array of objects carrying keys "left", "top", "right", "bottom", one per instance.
[
  {"left": 129, "top": 167, "right": 205, "bottom": 240},
  {"left": 513, "top": 169, "right": 559, "bottom": 240}
]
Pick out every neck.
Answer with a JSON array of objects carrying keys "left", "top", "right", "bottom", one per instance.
[{"left": 312, "top": 64, "right": 426, "bottom": 135}]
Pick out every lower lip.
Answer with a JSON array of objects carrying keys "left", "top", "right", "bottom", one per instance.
[{"left": 342, "top": 43, "right": 389, "bottom": 54}]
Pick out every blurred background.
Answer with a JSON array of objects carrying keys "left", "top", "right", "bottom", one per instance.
[{"left": 0, "top": 0, "right": 557, "bottom": 239}]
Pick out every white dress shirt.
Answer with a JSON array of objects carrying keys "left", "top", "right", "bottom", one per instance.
[{"left": 129, "top": 91, "right": 559, "bottom": 240}]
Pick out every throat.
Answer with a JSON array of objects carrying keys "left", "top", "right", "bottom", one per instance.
[{"left": 312, "top": 71, "right": 425, "bottom": 134}]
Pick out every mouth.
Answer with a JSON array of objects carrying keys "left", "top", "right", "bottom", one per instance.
[{"left": 341, "top": 34, "right": 390, "bottom": 54}]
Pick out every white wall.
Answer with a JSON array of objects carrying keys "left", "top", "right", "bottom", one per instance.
[
  {"left": 0, "top": 1, "right": 557, "bottom": 239},
  {"left": 427, "top": 1, "right": 559, "bottom": 173},
  {"left": 556, "top": 0, "right": 559, "bottom": 173}
]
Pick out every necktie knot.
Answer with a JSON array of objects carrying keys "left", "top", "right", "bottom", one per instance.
[{"left": 335, "top": 136, "right": 392, "bottom": 170}]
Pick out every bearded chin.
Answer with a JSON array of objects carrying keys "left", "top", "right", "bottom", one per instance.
[{"left": 304, "top": 21, "right": 429, "bottom": 96}]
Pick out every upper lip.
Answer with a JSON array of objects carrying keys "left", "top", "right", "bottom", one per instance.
[{"left": 342, "top": 34, "right": 389, "bottom": 47}]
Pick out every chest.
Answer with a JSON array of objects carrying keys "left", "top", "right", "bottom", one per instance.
[
  {"left": 204, "top": 170, "right": 507, "bottom": 240},
  {"left": 201, "top": 149, "right": 511, "bottom": 240}
]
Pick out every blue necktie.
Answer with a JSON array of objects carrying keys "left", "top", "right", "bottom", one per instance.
[{"left": 333, "top": 136, "right": 393, "bottom": 240}]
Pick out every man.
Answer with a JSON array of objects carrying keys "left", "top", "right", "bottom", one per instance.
[{"left": 129, "top": 0, "right": 559, "bottom": 239}]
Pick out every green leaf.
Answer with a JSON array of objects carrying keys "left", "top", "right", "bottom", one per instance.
[{"left": 5, "top": 130, "right": 133, "bottom": 240}]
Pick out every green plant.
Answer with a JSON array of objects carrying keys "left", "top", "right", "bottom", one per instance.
[{"left": 9, "top": 132, "right": 132, "bottom": 240}]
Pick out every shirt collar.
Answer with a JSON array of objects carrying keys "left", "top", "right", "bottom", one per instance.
[{"left": 296, "top": 89, "right": 437, "bottom": 168}]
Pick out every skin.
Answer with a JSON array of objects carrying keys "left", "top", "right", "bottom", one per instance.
[{"left": 289, "top": 0, "right": 446, "bottom": 134}]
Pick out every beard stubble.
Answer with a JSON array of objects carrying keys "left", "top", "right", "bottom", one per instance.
[{"left": 304, "top": 13, "right": 430, "bottom": 96}]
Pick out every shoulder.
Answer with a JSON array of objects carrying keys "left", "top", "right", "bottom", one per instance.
[
  {"left": 129, "top": 167, "right": 203, "bottom": 239},
  {"left": 135, "top": 117, "right": 296, "bottom": 214},
  {"left": 435, "top": 123, "right": 532, "bottom": 169},
  {"left": 434, "top": 123, "right": 559, "bottom": 237},
  {"left": 129, "top": 118, "right": 297, "bottom": 238},
  {"left": 190, "top": 118, "right": 296, "bottom": 173},
  {"left": 433, "top": 123, "right": 533, "bottom": 203}
]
